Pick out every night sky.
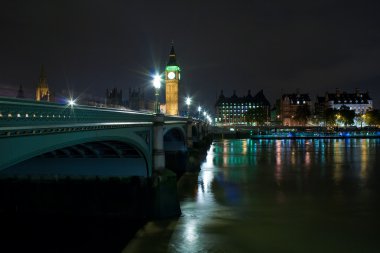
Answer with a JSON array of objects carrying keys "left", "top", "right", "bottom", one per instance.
[{"left": 1, "top": 0, "right": 380, "bottom": 111}]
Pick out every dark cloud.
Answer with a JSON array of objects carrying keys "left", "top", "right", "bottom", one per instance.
[{"left": 1, "top": 0, "right": 380, "bottom": 110}]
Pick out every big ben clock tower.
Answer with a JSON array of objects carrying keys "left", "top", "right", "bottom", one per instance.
[{"left": 165, "top": 44, "right": 180, "bottom": 116}]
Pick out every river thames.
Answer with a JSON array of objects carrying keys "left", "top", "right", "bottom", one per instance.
[{"left": 124, "top": 138, "right": 380, "bottom": 253}]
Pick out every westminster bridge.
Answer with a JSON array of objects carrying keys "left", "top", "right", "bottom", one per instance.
[{"left": 0, "top": 97, "right": 209, "bottom": 217}]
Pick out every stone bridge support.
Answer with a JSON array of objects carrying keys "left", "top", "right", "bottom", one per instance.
[
  {"left": 197, "top": 122, "right": 203, "bottom": 140},
  {"left": 153, "top": 114, "right": 165, "bottom": 171},
  {"left": 187, "top": 118, "right": 193, "bottom": 149},
  {"left": 151, "top": 113, "right": 181, "bottom": 218}
]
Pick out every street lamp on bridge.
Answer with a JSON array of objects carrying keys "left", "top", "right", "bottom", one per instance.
[
  {"left": 152, "top": 74, "right": 161, "bottom": 114},
  {"left": 67, "top": 98, "right": 76, "bottom": 107},
  {"left": 185, "top": 96, "right": 191, "bottom": 117},
  {"left": 198, "top": 106, "right": 202, "bottom": 119}
]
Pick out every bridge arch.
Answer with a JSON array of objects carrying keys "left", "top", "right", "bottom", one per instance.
[
  {"left": 163, "top": 126, "right": 187, "bottom": 152},
  {"left": 0, "top": 129, "right": 153, "bottom": 177},
  {"left": 163, "top": 125, "right": 188, "bottom": 171}
]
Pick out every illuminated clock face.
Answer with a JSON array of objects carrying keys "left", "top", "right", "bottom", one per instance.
[{"left": 168, "top": 72, "right": 175, "bottom": 80}]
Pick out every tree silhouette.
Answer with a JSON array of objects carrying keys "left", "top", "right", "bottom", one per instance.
[
  {"left": 324, "top": 108, "right": 339, "bottom": 126},
  {"left": 338, "top": 105, "right": 355, "bottom": 126},
  {"left": 294, "top": 105, "right": 311, "bottom": 126},
  {"left": 365, "top": 110, "right": 380, "bottom": 126},
  {"left": 244, "top": 107, "right": 267, "bottom": 126}
]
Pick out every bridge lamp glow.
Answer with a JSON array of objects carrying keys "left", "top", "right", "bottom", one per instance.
[
  {"left": 68, "top": 99, "right": 76, "bottom": 106},
  {"left": 152, "top": 74, "right": 162, "bottom": 114},
  {"left": 153, "top": 74, "right": 161, "bottom": 89},
  {"left": 198, "top": 106, "right": 202, "bottom": 119},
  {"left": 185, "top": 96, "right": 192, "bottom": 117}
]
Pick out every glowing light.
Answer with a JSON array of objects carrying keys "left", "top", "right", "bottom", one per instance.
[
  {"left": 185, "top": 96, "right": 191, "bottom": 106},
  {"left": 198, "top": 106, "right": 202, "bottom": 112},
  {"left": 152, "top": 74, "right": 161, "bottom": 89},
  {"left": 165, "top": 65, "right": 180, "bottom": 72},
  {"left": 68, "top": 99, "right": 76, "bottom": 106}
]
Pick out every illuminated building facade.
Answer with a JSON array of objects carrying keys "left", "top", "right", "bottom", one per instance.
[
  {"left": 35, "top": 65, "right": 50, "bottom": 101},
  {"left": 215, "top": 89, "right": 270, "bottom": 125},
  {"left": 316, "top": 88, "right": 373, "bottom": 114},
  {"left": 165, "top": 45, "right": 180, "bottom": 116},
  {"left": 280, "top": 91, "right": 311, "bottom": 126}
]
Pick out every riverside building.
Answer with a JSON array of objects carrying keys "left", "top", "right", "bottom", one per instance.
[
  {"left": 215, "top": 89, "right": 270, "bottom": 126},
  {"left": 316, "top": 88, "right": 373, "bottom": 114},
  {"left": 280, "top": 91, "right": 312, "bottom": 126}
]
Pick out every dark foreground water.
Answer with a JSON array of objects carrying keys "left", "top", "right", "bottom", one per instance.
[{"left": 123, "top": 138, "right": 380, "bottom": 253}]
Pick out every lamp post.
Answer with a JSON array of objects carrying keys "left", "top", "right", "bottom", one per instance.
[
  {"left": 153, "top": 74, "right": 161, "bottom": 114},
  {"left": 198, "top": 106, "right": 202, "bottom": 119},
  {"left": 186, "top": 96, "right": 191, "bottom": 117},
  {"left": 361, "top": 114, "right": 366, "bottom": 128}
]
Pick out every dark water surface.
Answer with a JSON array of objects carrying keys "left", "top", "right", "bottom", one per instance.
[{"left": 124, "top": 139, "right": 380, "bottom": 253}]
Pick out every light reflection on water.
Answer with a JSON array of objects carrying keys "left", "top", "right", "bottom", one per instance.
[{"left": 124, "top": 138, "right": 380, "bottom": 253}]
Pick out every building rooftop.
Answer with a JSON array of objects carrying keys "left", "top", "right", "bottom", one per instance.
[
  {"left": 282, "top": 93, "right": 311, "bottom": 104},
  {"left": 216, "top": 90, "right": 270, "bottom": 107}
]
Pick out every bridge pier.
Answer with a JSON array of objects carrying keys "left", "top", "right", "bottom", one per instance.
[
  {"left": 197, "top": 122, "right": 203, "bottom": 140},
  {"left": 186, "top": 118, "right": 193, "bottom": 149},
  {"left": 151, "top": 114, "right": 181, "bottom": 219}
]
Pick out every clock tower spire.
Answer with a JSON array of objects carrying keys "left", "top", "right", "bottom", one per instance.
[
  {"left": 35, "top": 64, "right": 50, "bottom": 101},
  {"left": 165, "top": 43, "right": 180, "bottom": 116}
]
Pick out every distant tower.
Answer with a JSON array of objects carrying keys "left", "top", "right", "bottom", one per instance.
[
  {"left": 128, "top": 88, "right": 145, "bottom": 110},
  {"left": 105, "top": 88, "right": 123, "bottom": 107},
  {"left": 35, "top": 65, "right": 50, "bottom": 101},
  {"left": 165, "top": 43, "right": 181, "bottom": 116},
  {"left": 16, "top": 85, "right": 25, "bottom": 99}
]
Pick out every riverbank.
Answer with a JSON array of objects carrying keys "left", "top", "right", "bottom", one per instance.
[{"left": 211, "top": 127, "right": 380, "bottom": 140}]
